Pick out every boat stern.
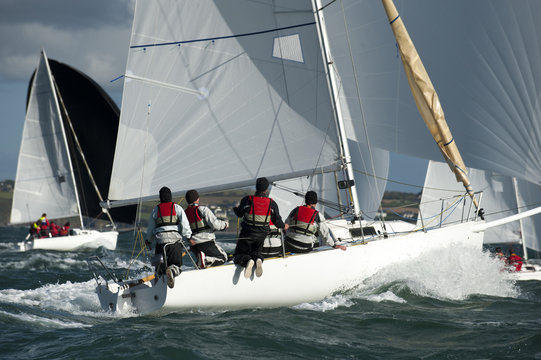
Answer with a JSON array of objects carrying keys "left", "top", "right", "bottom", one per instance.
[{"left": 96, "top": 275, "right": 168, "bottom": 315}]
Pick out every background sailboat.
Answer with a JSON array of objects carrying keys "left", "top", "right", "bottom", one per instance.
[
  {"left": 10, "top": 50, "right": 136, "bottom": 251},
  {"left": 419, "top": 160, "right": 541, "bottom": 280}
]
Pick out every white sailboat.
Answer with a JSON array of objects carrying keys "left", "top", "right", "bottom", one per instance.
[
  {"left": 93, "top": 0, "right": 541, "bottom": 314},
  {"left": 419, "top": 160, "right": 541, "bottom": 281},
  {"left": 11, "top": 50, "right": 135, "bottom": 252}
]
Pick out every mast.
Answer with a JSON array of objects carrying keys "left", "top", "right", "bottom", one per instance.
[
  {"left": 312, "top": 0, "right": 361, "bottom": 219},
  {"left": 512, "top": 177, "right": 528, "bottom": 261},
  {"left": 42, "top": 50, "right": 85, "bottom": 229}
]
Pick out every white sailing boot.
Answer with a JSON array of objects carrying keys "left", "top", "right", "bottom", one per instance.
[
  {"left": 255, "top": 258, "right": 263, "bottom": 277},
  {"left": 244, "top": 259, "right": 254, "bottom": 278}
]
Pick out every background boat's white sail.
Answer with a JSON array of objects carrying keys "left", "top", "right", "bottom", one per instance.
[
  {"left": 316, "top": 0, "right": 541, "bottom": 186},
  {"left": 514, "top": 180, "right": 541, "bottom": 255},
  {"left": 10, "top": 52, "right": 79, "bottom": 224},
  {"left": 108, "top": 0, "right": 344, "bottom": 205},
  {"left": 419, "top": 160, "right": 541, "bottom": 255}
]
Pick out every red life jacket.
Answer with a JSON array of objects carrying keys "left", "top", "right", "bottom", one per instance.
[
  {"left": 59, "top": 225, "right": 70, "bottom": 236},
  {"left": 243, "top": 196, "right": 272, "bottom": 227},
  {"left": 50, "top": 223, "right": 59, "bottom": 236},
  {"left": 507, "top": 254, "right": 523, "bottom": 271},
  {"left": 155, "top": 202, "right": 179, "bottom": 227},
  {"left": 185, "top": 205, "right": 211, "bottom": 234},
  {"left": 291, "top": 206, "right": 319, "bottom": 236}
]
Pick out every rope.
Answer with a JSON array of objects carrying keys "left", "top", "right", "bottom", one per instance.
[{"left": 125, "top": 227, "right": 149, "bottom": 279}]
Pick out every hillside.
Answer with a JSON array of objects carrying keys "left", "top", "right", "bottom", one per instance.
[{"left": 0, "top": 180, "right": 419, "bottom": 227}]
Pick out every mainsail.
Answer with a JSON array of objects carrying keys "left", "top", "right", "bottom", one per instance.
[
  {"left": 11, "top": 52, "right": 78, "bottom": 224},
  {"left": 11, "top": 51, "right": 136, "bottom": 225},
  {"left": 107, "top": 0, "right": 343, "bottom": 207}
]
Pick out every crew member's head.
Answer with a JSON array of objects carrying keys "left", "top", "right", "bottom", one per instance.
[
  {"left": 185, "top": 189, "right": 199, "bottom": 205},
  {"left": 305, "top": 191, "right": 318, "bottom": 205},
  {"left": 159, "top": 186, "right": 172, "bottom": 203},
  {"left": 256, "top": 177, "right": 270, "bottom": 193}
]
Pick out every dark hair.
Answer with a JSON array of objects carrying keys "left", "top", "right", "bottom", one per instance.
[
  {"left": 305, "top": 191, "right": 318, "bottom": 205},
  {"left": 159, "top": 186, "right": 172, "bottom": 203},
  {"left": 185, "top": 189, "right": 199, "bottom": 204},
  {"left": 256, "top": 177, "right": 270, "bottom": 192}
]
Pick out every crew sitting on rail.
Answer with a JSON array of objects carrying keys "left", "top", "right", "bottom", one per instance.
[{"left": 284, "top": 191, "right": 347, "bottom": 253}]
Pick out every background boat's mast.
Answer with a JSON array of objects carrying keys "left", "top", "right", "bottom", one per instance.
[
  {"left": 312, "top": 0, "right": 361, "bottom": 219},
  {"left": 42, "top": 50, "right": 85, "bottom": 229},
  {"left": 512, "top": 177, "right": 528, "bottom": 261}
]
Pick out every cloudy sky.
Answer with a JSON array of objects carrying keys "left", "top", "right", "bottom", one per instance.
[
  {"left": 0, "top": 0, "right": 134, "bottom": 180},
  {"left": 0, "top": 0, "right": 425, "bottom": 192}
]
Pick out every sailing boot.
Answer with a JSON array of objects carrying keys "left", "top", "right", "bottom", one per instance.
[
  {"left": 244, "top": 259, "right": 254, "bottom": 278},
  {"left": 166, "top": 267, "right": 175, "bottom": 288},
  {"left": 255, "top": 258, "right": 263, "bottom": 277}
]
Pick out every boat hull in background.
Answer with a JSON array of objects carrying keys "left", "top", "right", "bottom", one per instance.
[{"left": 19, "top": 229, "right": 118, "bottom": 251}]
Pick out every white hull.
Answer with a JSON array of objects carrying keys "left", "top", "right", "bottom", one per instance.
[
  {"left": 505, "top": 263, "right": 541, "bottom": 281},
  {"left": 96, "top": 221, "right": 483, "bottom": 314},
  {"left": 19, "top": 229, "right": 118, "bottom": 252}
]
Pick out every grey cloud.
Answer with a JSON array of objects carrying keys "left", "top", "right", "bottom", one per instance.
[
  {"left": 0, "top": 0, "right": 134, "bottom": 95},
  {"left": 0, "top": 0, "right": 134, "bottom": 30}
]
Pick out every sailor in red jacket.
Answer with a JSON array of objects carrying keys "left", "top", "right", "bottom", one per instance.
[
  {"left": 233, "top": 177, "right": 288, "bottom": 278},
  {"left": 185, "top": 189, "right": 229, "bottom": 269},
  {"left": 146, "top": 186, "right": 192, "bottom": 288},
  {"left": 506, "top": 249, "right": 523, "bottom": 272},
  {"left": 49, "top": 222, "right": 60, "bottom": 237},
  {"left": 59, "top": 222, "right": 70, "bottom": 236},
  {"left": 285, "top": 191, "right": 347, "bottom": 253}
]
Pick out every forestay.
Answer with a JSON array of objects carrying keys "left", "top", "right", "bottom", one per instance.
[
  {"left": 108, "top": 0, "right": 342, "bottom": 206},
  {"left": 10, "top": 51, "right": 79, "bottom": 224}
]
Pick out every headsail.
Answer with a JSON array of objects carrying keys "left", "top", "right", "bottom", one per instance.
[
  {"left": 107, "top": 0, "right": 342, "bottom": 207},
  {"left": 381, "top": 0, "right": 476, "bottom": 206}
]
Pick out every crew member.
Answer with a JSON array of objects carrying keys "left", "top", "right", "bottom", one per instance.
[
  {"left": 507, "top": 249, "right": 523, "bottom": 272},
  {"left": 59, "top": 222, "right": 70, "bottom": 236},
  {"left": 233, "top": 177, "right": 287, "bottom": 278},
  {"left": 185, "top": 189, "right": 229, "bottom": 268},
  {"left": 49, "top": 222, "right": 59, "bottom": 237},
  {"left": 284, "top": 191, "right": 347, "bottom": 253},
  {"left": 146, "top": 186, "right": 191, "bottom": 288},
  {"left": 38, "top": 213, "right": 49, "bottom": 238}
]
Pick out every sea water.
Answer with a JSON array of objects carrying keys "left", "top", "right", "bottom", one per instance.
[{"left": 1, "top": 227, "right": 540, "bottom": 359}]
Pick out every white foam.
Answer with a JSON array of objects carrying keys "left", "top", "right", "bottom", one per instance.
[
  {"left": 360, "top": 247, "right": 518, "bottom": 301},
  {"left": 0, "top": 279, "right": 136, "bottom": 320},
  {"left": 296, "top": 246, "right": 519, "bottom": 311},
  {"left": 0, "top": 309, "right": 91, "bottom": 328},
  {"left": 293, "top": 294, "right": 354, "bottom": 312}
]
